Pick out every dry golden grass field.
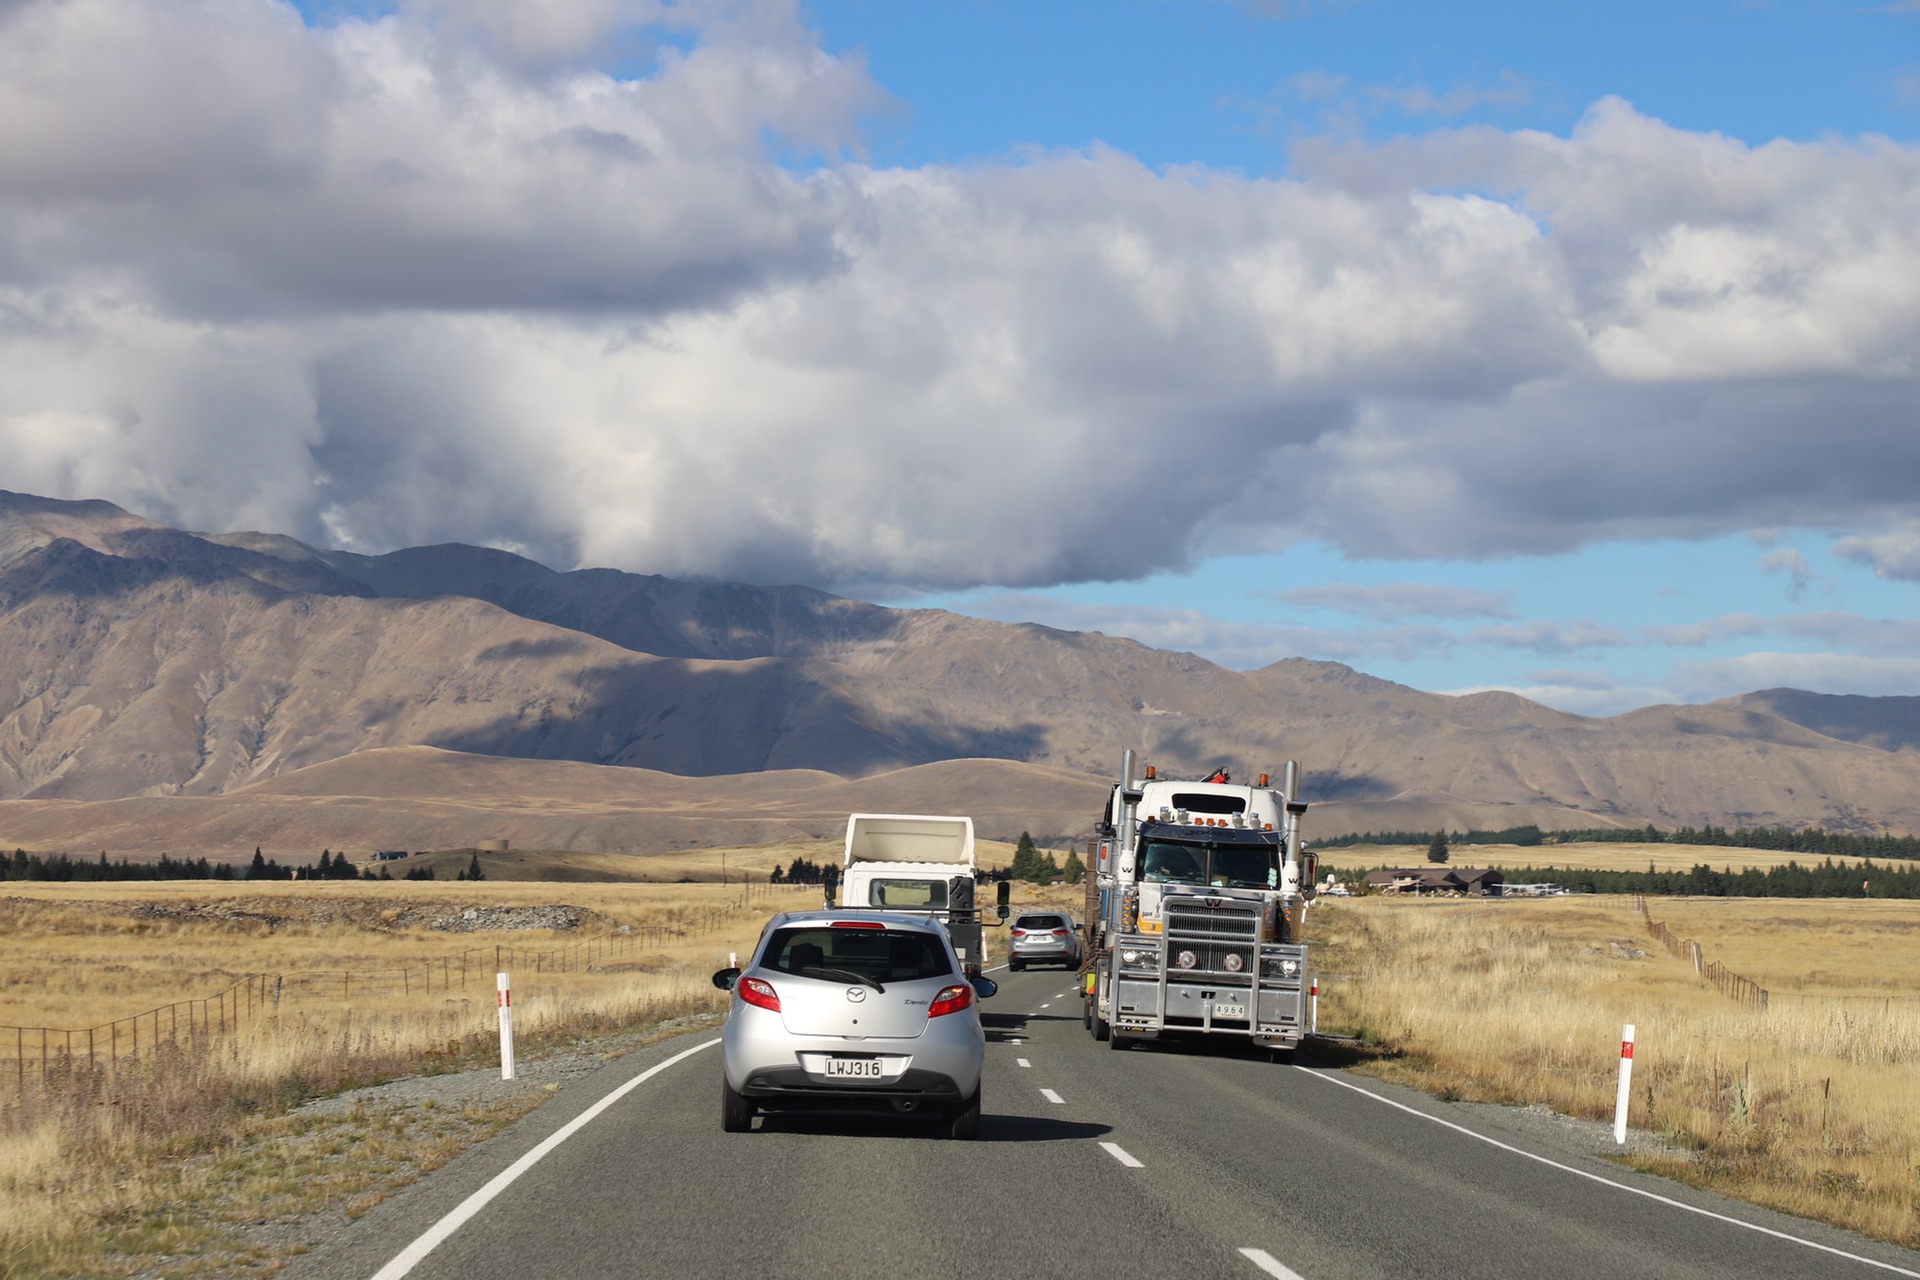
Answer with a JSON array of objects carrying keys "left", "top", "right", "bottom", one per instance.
[
  {"left": 1312, "top": 840, "right": 1889, "bottom": 874},
  {"left": 1311, "top": 893, "right": 1920, "bottom": 1248},
  {"left": 5, "top": 853, "right": 1917, "bottom": 1276},
  {"left": 0, "top": 877, "right": 821, "bottom": 1279},
  {"left": 1305, "top": 836, "right": 1889, "bottom": 875}
]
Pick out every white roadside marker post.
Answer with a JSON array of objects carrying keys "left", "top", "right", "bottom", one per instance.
[
  {"left": 1310, "top": 979, "right": 1319, "bottom": 1036},
  {"left": 1613, "top": 1023, "right": 1635, "bottom": 1145},
  {"left": 498, "top": 972, "right": 516, "bottom": 1081}
]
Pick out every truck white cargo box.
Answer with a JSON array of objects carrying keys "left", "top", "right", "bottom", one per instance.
[{"left": 842, "top": 814, "right": 975, "bottom": 868}]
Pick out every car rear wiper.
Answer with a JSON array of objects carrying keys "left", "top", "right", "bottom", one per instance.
[{"left": 801, "top": 965, "right": 886, "bottom": 993}]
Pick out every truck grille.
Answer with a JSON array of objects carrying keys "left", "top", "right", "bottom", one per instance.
[{"left": 1163, "top": 899, "right": 1259, "bottom": 978}]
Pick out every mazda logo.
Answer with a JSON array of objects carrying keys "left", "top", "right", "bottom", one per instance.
[{"left": 845, "top": 987, "right": 867, "bottom": 1003}]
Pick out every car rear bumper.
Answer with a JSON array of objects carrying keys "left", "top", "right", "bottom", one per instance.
[{"left": 739, "top": 1065, "right": 968, "bottom": 1106}]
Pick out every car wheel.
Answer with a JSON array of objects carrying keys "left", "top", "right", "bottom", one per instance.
[
  {"left": 721, "top": 1075, "right": 755, "bottom": 1133},
  {"left": 1009, "top": 958, "right": 1024, "bottom": 972},
  {"left": 948, "top": 1086, "right": 981, "bottom": 1140}
]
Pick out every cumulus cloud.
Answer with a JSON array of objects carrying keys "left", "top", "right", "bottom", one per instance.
[
  {"left": 1757, "top": 548, "right": 1828, "bottom": 603},
  {"left": 1833, "top": 524, "right": 1920, "bottom": 581},
  {"left": 2, "top": 1, "right": 1918, "bottom": 590},
  {"left": 1273, "top": 582, "right": 1511, "bottom": 620}
]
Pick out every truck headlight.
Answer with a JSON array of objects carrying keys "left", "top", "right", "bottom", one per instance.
[
  {"left": 1175, "top": 949, "right": 1198, "bottom": 970},
  {"left": 1223, "top": 953, "right": 1244, "bottom": 972},
  {"left": 1121, "top": 948, "right": 1150, "bottom": 966},
  {"left": 1281, "top": 959, "right": 1300, "bottom": 978}
]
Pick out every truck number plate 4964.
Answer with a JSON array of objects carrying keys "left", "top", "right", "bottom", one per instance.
[
  {"left": 824, "top": 1057, "right": 882, "bottom": 1077},
  {"left": 1212, "top": 1004, "right": 1247, "bottom": 1020}
]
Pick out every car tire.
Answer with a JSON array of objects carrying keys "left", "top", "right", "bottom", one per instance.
[
  {"left": 1009, "top": 959, "right": 1024, "bottom": 972},
  {"left": 721, "top": 1076, "right": 755, "bottom": 1133},
  {"left": 948, "top": 1086, "right": 981, "bottom": 1140}
]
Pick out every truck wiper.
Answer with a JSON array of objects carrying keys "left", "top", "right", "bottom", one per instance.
[{"left": 802, "top": 966, "right": 886, "bottom": 993}]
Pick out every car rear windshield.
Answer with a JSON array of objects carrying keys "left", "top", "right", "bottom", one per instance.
[
  {"left": 764, "top": 926, "right": 956, "bottom": 984},
  {"left": 1016, "top": 915, "right": 1065, "bottom": 929}
]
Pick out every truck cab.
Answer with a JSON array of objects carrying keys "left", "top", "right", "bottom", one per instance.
[{"left": 1085, "top": 757, "right": 1315, "bottom": 1057}]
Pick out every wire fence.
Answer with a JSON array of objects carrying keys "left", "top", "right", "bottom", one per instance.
[
  {"left": 1633, "top": 894, "right": 1770, "bottom": 1010},
  {"left": 2, "top": 882, "right": 812, "bottom": 1098}
]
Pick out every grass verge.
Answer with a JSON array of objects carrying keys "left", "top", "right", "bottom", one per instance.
[{"left": 1309, "top": 895, "right": 1920, "bottom": 1249}]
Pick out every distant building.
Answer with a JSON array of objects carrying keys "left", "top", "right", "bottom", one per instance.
[
  {"left": 373, "top": 850, "right": 410, "bottom": 862},
  {"left": 1364, "top": 867, "right": 1506, "bottom": 897}
]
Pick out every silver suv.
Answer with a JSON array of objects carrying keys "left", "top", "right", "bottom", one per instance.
[
  {"left": 1008, "top": 911, "right": 1082, "bottom": 971},
  {"left": 713, "top": 911, "right": 994, "bottom": 1139}
]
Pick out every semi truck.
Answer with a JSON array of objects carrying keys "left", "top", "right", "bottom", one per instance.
[
  {"left": 832, "top": 813, "right": 1003, "bottom": 976},
  {"left": 1082, "top": 750, "right": 1315, "bottom": 1059}
]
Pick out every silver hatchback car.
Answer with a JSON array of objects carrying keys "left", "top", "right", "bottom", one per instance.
[
  {"left": 713, "top": 910, "right": 993, "bottom": 1139},
  {"left": 1008, "top": 911, "right": 1082, "bottom": 971}
]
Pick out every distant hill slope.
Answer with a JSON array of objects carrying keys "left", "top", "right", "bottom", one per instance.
[
  {"left": 7, "top": 490, "right": 1920, "bottom": 841},
  {"left": 1723, "top": 689, "right": 1920, "bottom": 754}
]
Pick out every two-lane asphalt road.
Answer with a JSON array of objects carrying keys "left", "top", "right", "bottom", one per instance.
[{"left": 287, "top": 967, "right": 1920, "bottom": 1280}]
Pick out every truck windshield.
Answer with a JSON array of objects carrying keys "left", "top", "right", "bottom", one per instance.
[
  {"left": 866, "top": 878, "right": 947, "bottom": 909},
  {"left": 1141, "top": 839, "right": 1278, "bottom": 890}
]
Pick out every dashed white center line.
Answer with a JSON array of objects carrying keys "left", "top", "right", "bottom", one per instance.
[
  {"left": 1009, "top": 1038, "right": 1023, "bottom": 1045},
  {"left": 1040, "top": 1088, "right": 1065, "bottom": 1104},
  {"left": 1238, "top": 1247, "right": 1306, "bottom": 1279},
  {"left": 1016, "top": 1058, "right": 1031, "bottom": 1068},
  {"left": 1099, "top": 1141, "right": 1143, "bottom": 1168}
]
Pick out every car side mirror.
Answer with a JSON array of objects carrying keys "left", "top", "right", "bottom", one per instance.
[
  {"left": 711, "top": 967, "right": 740, "bottom": 991},
  {"left": 970, "top": 975, "right": 998, "bottom": 1000},
  {"left": 995, "top": 880, "right": 1010, "bottom": 921}
]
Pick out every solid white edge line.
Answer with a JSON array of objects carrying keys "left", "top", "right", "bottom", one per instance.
[
  {"left": 369, "top": 1038, "right": 722, "bottom": 1280},
  {"left": 1293, "top": 1066, "right": 1920, "bottom": 1278},
  {"left": 1239, "top": 1246, "right": 1307, "bottom": 1279},
  {"left": 1040, "top": 1088, "right": 1065, "bottom": 1104},
  {"left": 1100, "top": 1141, "right": 1143, "bottom": 1168}
]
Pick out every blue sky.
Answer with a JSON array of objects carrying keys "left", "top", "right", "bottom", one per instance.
[
  {"left": 805, "top": 0, "right": 1920, "bottom": 711},
  {"left": 5, "top": 0, "right": 1919, "bottom": 715}
]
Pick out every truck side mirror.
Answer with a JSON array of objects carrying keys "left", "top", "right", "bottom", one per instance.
[
  {"left": 995, "top": 880, "right": 1011, "bottom": 920},
  {"left": 824, "top": 882, "right": 838, "bottom": 908},
  {"left": 711, "top": 967, "right": 740, "bottom": 990}
]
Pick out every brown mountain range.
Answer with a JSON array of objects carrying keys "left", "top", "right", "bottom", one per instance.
[{"left": 3, "top": 488, "right": 1919, "bottom": 858}]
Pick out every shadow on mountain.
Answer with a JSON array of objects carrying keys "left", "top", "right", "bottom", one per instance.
[{"left": 427, "top": 656, "right": 1051, "bottom": 778}]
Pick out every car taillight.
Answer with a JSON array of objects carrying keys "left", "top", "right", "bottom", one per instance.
[
  {"left": 738, "top": 976, "right": 781, "bottom": 1012},
  {"left": 1010, "top": 929, "right": 1027, "bottom": 937},
  {"left": 830, "top": 920, "right": 886, "bottom": 929},
  {"left": 928, "top": 984, "right": 974, "bottom": 1017},
  {"left": 1051, "top": 929, "right": 1069, "bottom": 936}
]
